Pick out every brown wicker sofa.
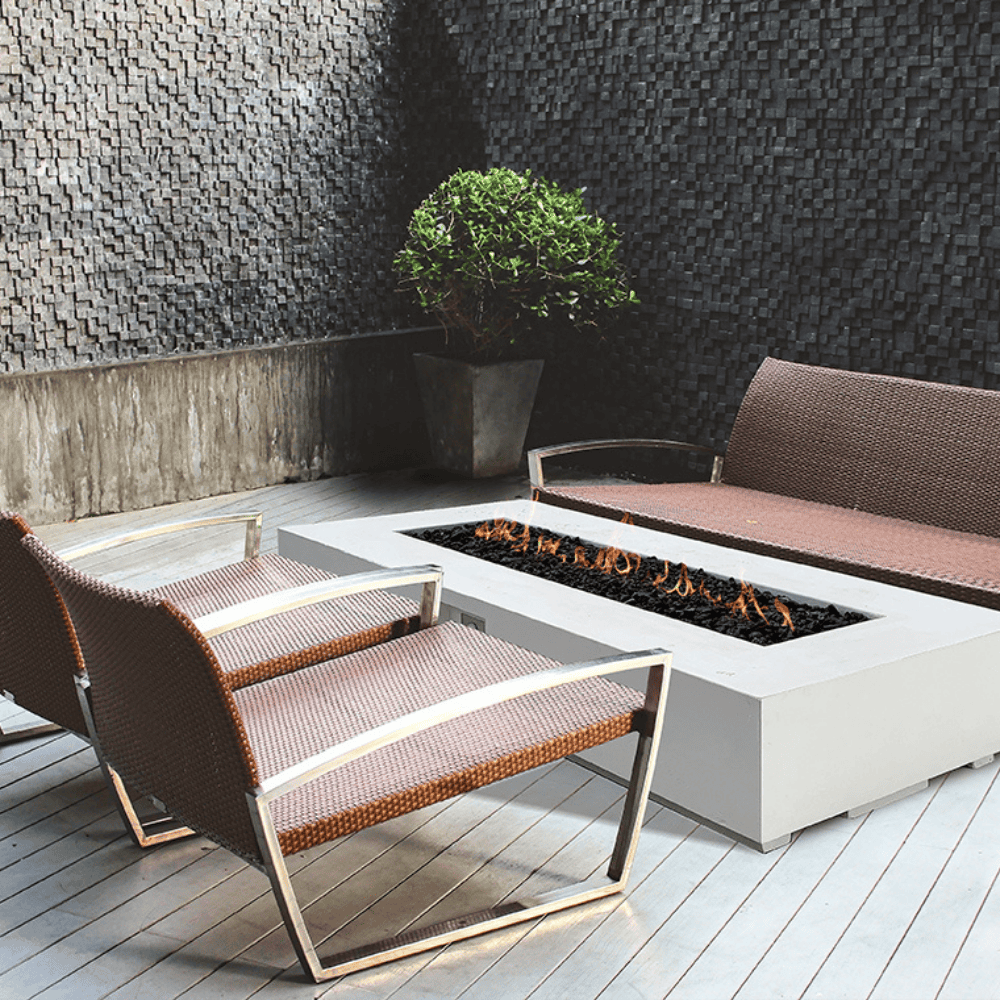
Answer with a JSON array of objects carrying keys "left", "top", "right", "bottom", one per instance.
[{"left": 530, "top": 357, "right": 1000, "bottom": 610}]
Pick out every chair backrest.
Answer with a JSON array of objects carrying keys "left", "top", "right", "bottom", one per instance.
[
  {"left": 22, "top": 533, "right": 264, "bottom": 863},
  {"left": 722, "top": 358, "right": 1000, "bottom": 538},
  {"left": 0, "top": 513, "right": 89, "bottom": 735}
]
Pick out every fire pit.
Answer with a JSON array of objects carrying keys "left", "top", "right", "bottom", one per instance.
[
  {"left": 408, "top": 518, "right": 868, "bottom": 645},
  {"left": 279, "top": 500, "right": 1000, "bottom": 851}
]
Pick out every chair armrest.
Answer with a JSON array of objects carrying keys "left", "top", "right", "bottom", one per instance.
[
  {"left": 58, "top": 512, "right": 264, "bottom": 563},
  {"left": 527, "top": 439, "right": 723, "bottom": 490},
  {"left": 194, "top": 564, "right": 444, "bottom": 639},
  {"left": 252, "top": 648, "right": 670, "bottom": 804}
]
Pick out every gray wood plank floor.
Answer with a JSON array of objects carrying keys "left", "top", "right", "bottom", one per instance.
[{"left": 4, "top": 470, "right": 1000, "bottom": 999}]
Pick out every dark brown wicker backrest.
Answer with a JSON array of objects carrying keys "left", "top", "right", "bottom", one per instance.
[
  {"left": 22, "top": 534, "right": 264, "bottom": 863},
  {"left": 0, "top": 513, "right": 89, "bottom": 735},
  {"left": 723, "top": 358, "right": 1000, "bottom": 538}
]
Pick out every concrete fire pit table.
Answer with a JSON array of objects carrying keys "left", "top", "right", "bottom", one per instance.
[{"left": 278, "top": 500, "right": 1000, "bottom": 851}]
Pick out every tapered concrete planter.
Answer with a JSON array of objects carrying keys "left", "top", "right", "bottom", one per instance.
[{"left": 413, "top": 354, "right": 544, "bottom": 478}]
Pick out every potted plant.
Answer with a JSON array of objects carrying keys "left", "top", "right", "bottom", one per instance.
[{"left": 394, "top": 167, "right": 638, "bottom": 477}]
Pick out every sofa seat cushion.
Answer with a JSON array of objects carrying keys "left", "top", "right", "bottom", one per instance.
[{"left": 537, "top": 482, "right": 1000, "bottom": 610}]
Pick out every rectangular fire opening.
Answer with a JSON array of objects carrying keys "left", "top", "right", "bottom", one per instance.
[{"left": 407, "top": 518, "right": 869, "bottom": 646}]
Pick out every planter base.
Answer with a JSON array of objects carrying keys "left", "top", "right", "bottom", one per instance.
[{"left": 413, "top": 354, "right": 543, "bottom": 478}]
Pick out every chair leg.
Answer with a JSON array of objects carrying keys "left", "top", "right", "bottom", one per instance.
[
  {"left": 103, "top": 761, "right": 198, "bottom": 848},
  {"left": 248, "top": 666, "right": 668, "bottom": 984},
  {"left": 73, "top": 676, "right": 196, "bottom": 848}
]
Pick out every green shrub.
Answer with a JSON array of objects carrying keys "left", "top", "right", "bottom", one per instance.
[{"left": 394, "top": 167, "right": 638, "bottom": 360}]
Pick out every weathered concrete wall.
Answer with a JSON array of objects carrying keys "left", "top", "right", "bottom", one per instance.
[{"left": 0, "top": 327, "right": 443, "bottom": 523}]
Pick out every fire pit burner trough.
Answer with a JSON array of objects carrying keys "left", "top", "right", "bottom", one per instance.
[
  {"left": 279, "top": 500, "right": 1000, "bottom": 851},
  {"left": 408, "top": 519, "right": 868, "bottom": 645}
]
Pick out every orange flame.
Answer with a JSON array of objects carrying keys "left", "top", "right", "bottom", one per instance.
[
  {"left": 472, "top": 519, "right": 796, "bottom": 632},
  {"left": 663, "top": 563, "right": 694, "bottom": 598},
  {"left": 747, "top": 583, "right": 772, "bottom": 625},
  {"left": 536, "top": 534, "right": 562, "bottom": 559},
  {"left": 592, "top": 545, "right": 641, "bottom": 576},
  {"left": 697, "top": 579, "right": 722, "bottom": 604},
  {"left": 728, "top": 590, "right": 750, "bottom": 620},
  {"left": 727, "top": 579, "right": 771, "bottom": 625},
  {"left": 774, "top": 598, "right": 795, "bottom": 631}
]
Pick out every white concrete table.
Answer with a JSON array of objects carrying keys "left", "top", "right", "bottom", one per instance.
[{"left": 279, "top": 500, "right": 1000, "bottom": 851}]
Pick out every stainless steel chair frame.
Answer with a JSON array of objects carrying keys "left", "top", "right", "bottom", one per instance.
[
  {"left": 528, "top": 438, "right": 724, "bottom": 491},
  {"left": 56, "top": 511, "right": 264, "bottom": 563},
  {"left": 69, "top": 555, "right": 667, "bottom": 981},
  {"left": 82, "top": 726, "right": 196, "bottom": 848},
  {"left": 74, "top": 564, "right": 442, "bottom": 852},
  {"left": 3, "top": 513, "right": 261, "bottom": 746},
  {"left": 1, "top": 703, "right": 187, "bottom": 850},
  {"left": 247, "top": 637, "right": 668, "bottom": 983}
]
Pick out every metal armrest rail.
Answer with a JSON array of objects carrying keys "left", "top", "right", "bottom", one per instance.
[
  {"left": 194, "top": 564, "right": 443, "bottom": 639},
  {"left": 528, "top": 438, "right": 723, "bottom": 489},
  {"left": 254, "top": 648, "right": 669, "bottom": 803},
  {"left": 58, "top": 511, "right": 264, "bottom": 563}
]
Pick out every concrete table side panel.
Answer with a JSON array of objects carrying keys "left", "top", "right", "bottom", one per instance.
[{"left": 758, "top": 631, "right": 1000, "bottom": 847}]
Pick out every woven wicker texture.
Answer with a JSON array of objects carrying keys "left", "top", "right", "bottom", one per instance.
[
  {"left": 0, "top": 513, "right": 88, "bottom": 735},
  {"left": 234, "top": 622, "right": 643, "bottom": 856},
  {"left": 723, "top": 358, "right": 1000, "bottom": 538},
  {"left": 22, "top": 534, "right": 642, "bottom": 865},
  {"left": 150, "top": 554, "right": 420, "bottom": 687},
  {"left": 537, "top": 481, "right": 1000, "bottom": 610},
  {"left": 23, "top": 534, "right": 264, "bottom": 862}
]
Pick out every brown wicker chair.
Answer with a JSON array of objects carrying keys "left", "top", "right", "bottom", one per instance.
[
  {"left": 530, "top": 357, "right": 1000, "bottom": 609},
  {"left": 23, "top": 531, "right": 669, "bottom": 983},
  {"left": 1, "top": 510, "right": 419, "bottom": 847}
]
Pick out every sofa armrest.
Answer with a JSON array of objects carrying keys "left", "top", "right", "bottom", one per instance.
[
  {"left": 58, "top": 512, "right": 264, "bottom": 563},
  {"left": 528, "top": 439, "right": 723, "bottom": 490}
]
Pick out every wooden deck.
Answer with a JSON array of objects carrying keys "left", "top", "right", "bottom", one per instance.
[{"left": 4, "top": 470, "right": 1000, "bottom": 1000}]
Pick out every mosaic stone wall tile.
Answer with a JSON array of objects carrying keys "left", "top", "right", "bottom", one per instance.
[
  {"left": 0, "top": 0, "right": 438, "bottom": 372},
  {"left": 427, "top": 0, "right": 999, "bottom": 452},
  {"left": 4, "top": 0, "right": 998, "bottom": 467}
]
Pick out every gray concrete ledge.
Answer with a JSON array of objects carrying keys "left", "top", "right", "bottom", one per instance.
[{"left": 1, "top": 328, "right": 444, "bottom": 523}]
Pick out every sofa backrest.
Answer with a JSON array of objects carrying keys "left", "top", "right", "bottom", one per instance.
[{"left": 722, "top": 357, "right": 1000, "bottom": 538}]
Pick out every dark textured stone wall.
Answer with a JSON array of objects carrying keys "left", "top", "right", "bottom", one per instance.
[
  {"left": 0, "top": 0, "right": 453, "bottom": 373},
  {"left": 4, "top": 0, "right": 998, "bottom": 468},
  {"left": 427, "top": 0, "right": 1000, "bottom": 456}
]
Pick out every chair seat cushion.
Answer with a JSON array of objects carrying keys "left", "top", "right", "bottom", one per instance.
[
  {"left": 538, "top": 482, "right": 1000, "bottom": 609},
  {"left": 233, "top": 622, "right": 644, "bottom": 855},
  {"left": 150, "top": 554, "right": 419, "bottom": 685}
]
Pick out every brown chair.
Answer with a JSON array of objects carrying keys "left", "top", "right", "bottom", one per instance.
[
  {"left": 1, "top": 510, "right": 419, "bottom": 847},
  {"left": 24, "top": 531, "right": 669, "bottom": 983}
]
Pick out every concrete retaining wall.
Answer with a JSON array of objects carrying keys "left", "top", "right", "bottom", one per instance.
[{"left": 0, "top": 327, "right": 443, "bottom": 524}]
